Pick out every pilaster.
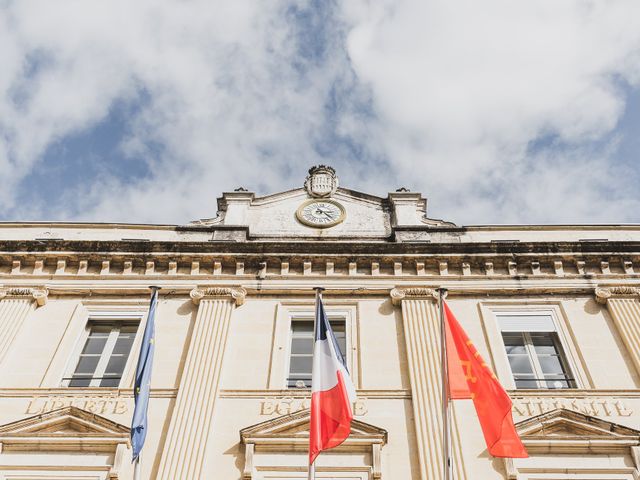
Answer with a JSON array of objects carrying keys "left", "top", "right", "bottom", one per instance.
[
  {"left": 390, "top": 287, "right": 467, "bottom": 480},
  {"left": 595, "top": 287, "right": 640, "bottom": 376},
  {"left": 157, "top": 286, "right": 246, "bottom": 479},
  {"left": 0, "top": 287, "right": 48, "bottom": 363}
]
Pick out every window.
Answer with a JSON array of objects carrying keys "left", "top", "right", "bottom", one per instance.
[
  {"left": 64, "top": 321, "right": 138, "bottom": 387},
  {"left": 498, "top": 313, "right": 575, "bottom": 389},
  {"left": 287, "top": 319, "right": 346, "bottom": 389}
]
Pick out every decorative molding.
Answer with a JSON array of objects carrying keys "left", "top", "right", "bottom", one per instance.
[
  {"left": 390, "top": 287, "right": 439, "bottom": 305},
  {"left": 1, "top": 254, "right": 639, "bottom": 281},
  {"left": 239, "top": 409, "right": 386, "bottom": 480},
  {"left": 0, "top": 406, "right": 130, "bottom": 478},
  {"left": 595, "top": 286, "right": 640, "bottom": 304},
  {"left": 505, "top": 408, "right": 640, "bottom": 479},
  {"left": 516, "top": 408, "right": 640, "bottom": 452},
  {"left": 190, "top": 286, "right": 247, "bottom": 306},
  {"left": 0, "top": 286, "right": 48, "bottom": 306}
]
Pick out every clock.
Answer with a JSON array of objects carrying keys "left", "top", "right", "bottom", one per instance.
[{"left": 296, "top": 199, "right": 346, "bottom": 228}]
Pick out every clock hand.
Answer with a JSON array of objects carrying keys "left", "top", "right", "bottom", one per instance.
[{"left": 317, "top": 209, "right": 335, "bottom": 220}]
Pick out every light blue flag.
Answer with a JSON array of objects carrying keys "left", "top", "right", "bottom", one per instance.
[{"left": 131, "top": 287, "right": 158, "bottom": 461}]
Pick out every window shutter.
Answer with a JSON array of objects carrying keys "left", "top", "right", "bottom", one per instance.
[{"left": 498, "top": 314, "right": 556, "bottom": 332}]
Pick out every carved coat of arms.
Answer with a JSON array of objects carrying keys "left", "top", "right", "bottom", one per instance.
[{"left": 304, "top": 165, "right": 339, "bottom": 198}]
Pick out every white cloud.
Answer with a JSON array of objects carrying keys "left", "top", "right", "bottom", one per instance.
[
  {"left": 0, "top": 0, "right": 639, "bottom": 224},
  {"left": 341, "top": 0, "right": 640, "bottom": 223}
]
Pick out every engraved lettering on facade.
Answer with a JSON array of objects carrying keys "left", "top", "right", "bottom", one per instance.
[
  {"left": 259, "top": 397, "right": 367, "bottom": 416},
  {"left": 511, "top": 397, "right": 633, "bottom": 418},
  {"left": 24, "top": 396, "right": 129, "bottom": 415}
]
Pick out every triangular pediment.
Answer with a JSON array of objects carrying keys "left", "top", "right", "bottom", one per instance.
[
  {"left": 0, "top": 406, "right": 130, "bottom": 453},
  {"left": 516, "top": 408, "right": 640, "bottom": 439},
  {"left": 515, "top": 408, "right": 640, "bottom": 454},
  {"left": 240, "top": 409, "right": 387, "bottom": 446},
  {"left": 0, "top": 406, "right": 130, "bottom": 437}
]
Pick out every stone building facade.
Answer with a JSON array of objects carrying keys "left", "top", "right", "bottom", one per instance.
[{"left": 0, "top": 165, "right": 639, "bottom": 479}]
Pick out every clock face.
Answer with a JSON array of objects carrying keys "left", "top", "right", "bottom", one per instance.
[{"left": 296, "top": 200, "right": 345, "bottom": 228}]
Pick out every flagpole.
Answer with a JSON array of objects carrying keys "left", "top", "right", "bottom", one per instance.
[
  {"left": 133, "top": 455, "right": 140, "bottom": 480},
  {"left": 309, "top": 287, "right": 324, "bottom": 480},
  {"left": 131, "top": 286, "right": 159, "bottom": 480},
  {"left": 438, "top": 287, "right": 452, "bottom": 480}
]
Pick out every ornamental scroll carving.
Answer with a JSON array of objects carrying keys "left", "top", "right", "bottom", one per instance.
[
  {"left": 190, "top": 286, "right": 247, "bottom": 306},
  {"left": 594, "top": 286, "right": 640, "bottom": 305},
  {"left": 0, "top": 287, "right": 48, "bottom": 306},
  {"left": 390, "top": 287, "right": 439, "bottom": 306}
]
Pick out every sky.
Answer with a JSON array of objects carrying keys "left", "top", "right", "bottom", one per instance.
[{"left": 1, "top": 0, "right": 639, "bottom": 226}]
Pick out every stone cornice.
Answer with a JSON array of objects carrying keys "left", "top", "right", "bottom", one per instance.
[
  {"left": 594, "top": 286, "right": 640, "bottom": 304},
  {"left": 2, "top": 238, "right": 640, "bottom": 255},
  {"left": 390, "top": 287, "right": 439, "bottom": 305},
  {"left": 0, "top": 286, "right": 48, "bottom": 306},
  {"left": 2, "top": 252, "right": 639, "bottom": 280},
  {"left": 190, "top": 286, "right": 247, "bottom": 306}
]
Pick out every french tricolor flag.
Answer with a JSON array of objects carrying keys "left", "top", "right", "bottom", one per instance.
[{"left": 309, "top": 291, "right": 357, "bottom": 466}]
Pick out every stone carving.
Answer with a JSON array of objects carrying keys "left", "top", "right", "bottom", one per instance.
[
  {"left": 25, "top": 395, "right": 128, "bottom": 415},
  {"left": 511, "top": 397, "right": 632, "bottom": 418},
  {"left": 190, "top": 286, "right": 247, "bottom": 306},
  {"left": 594, "top": 286, "right": 640, "bottom": 304},
  {"left": 259, "top": 397, "right": 368, "bottom": 417},
  {"left": 304, "top": 165, "right": 338, "bottom": 198},
  {"left": 390, "top": 287, "right": 439, "bottom": 305},
  {"left": 0, "top": 286, "right": 48, "bottom": 306}
]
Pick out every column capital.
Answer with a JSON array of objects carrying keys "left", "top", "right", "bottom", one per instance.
[
  {"left": 190, "top": 286, "right": 247, "bottom": 306},
  {"left": 0, "top": 286, "right": 48, "bottom": 306},
  {"left": 390, "top": 287, "right": 439, "bottom": 306},
  {"left": 595, "top": 286, "right": 640, "bottom": 305}
]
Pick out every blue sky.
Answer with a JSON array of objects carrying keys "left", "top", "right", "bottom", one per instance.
[{"left": 1, "top": 0, "right": 639, "bottom": 225}]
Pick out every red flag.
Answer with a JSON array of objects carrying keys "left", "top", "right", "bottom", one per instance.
[
  {"left": 444, "top": 301, "right": 528, "bottom": 458},
  {"left": 309, "top": 296, "right": 356, "bottom": 465}
]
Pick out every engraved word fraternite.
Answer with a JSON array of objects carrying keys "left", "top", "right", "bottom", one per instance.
[{"left": 0, "top": 165, "right": 639, "bottom": 479}]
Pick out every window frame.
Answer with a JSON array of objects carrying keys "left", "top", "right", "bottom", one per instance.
[
  {"left": 479, "top": 301, "right": 591, "bottom": 390},
  {"left": 267, "top": 301, "right": 359, "bottom": 390},
  {"left": 500, "top": 328, "right": 575, "bottom": 389},
  {"left": 285, "top": 313, "right": 348, "bottom": 389},
  {"left": 60, "top": 309, "right": 146, "bottom": 389}
]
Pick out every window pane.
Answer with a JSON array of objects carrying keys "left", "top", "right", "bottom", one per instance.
[
  {"left": 334, "top": 333, "right": 346, "bottom": 355},
  {"left": 330, "top": 323, "right": 345, "bottom": 333},
  {"left": 546, "top": 378, "right": 572, "bottom": 389},
  {"left": 81, "top": 336, "right": 109, "bottom": 355},
  {"left": 291, "top": 338, "right": 312, "bottom": 355},
  {"left": 112, "top": 334, "right": 135, "bottom": 355},
  {"left": 74, "top": 355, "right": 100, "bottom": 375},
  {"left": 100, "top": 377, "right": 120, "bottom": 388},
  {"left": 292, "top": 322, "right": 314, "bottom": 333},
  {"left": 530, "top": 333, "right": 557, "bottom": 354},
  {"left": 538, "top": 355, "right": 564, "bottom": 375},
  {"left": 507, "top": 355, "right": 534, "bottom": 375},
  {"left": 514, "top": 377, "right": 538, "bottom": 389},
  {"left": 104, "top": 355, "right": 127, "bottom": 376},
  {"left": 502, "top": 333, "right": 526, "bottom": 354},
  {"left": 289, "top": 356, "right": 313, "bottom": 375},
  {"left": 69, "top": 377, "right": 91, "bottom": 388}
]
